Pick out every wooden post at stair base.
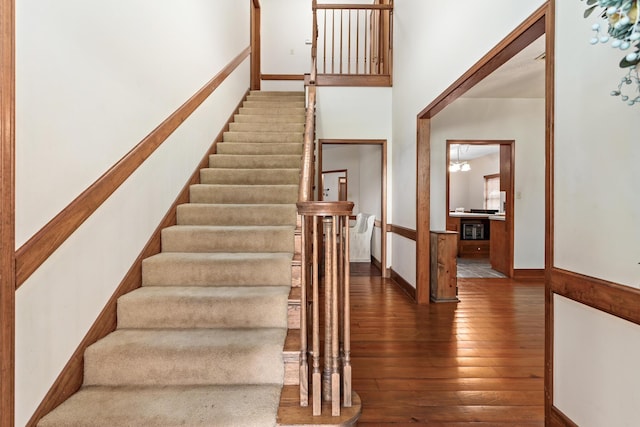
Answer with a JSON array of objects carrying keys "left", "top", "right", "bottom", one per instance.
[
  {"left": 312, "top": 216, "right": 321, "bottom": 416},
  {"left": 299, "top": 215, "right": 309, "bottom": 407},
  {"left": 330, "top": 216, "right": 340, "bottom": 416},
  {"left": 343, "top": 219, "right": 352, "bottom": 407},
  {"left": 322, "top": 217, "right": 333, "bottom": 404}
]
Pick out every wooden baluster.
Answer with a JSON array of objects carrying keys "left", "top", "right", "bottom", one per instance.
[
  {"left": 299, "top": 216, "right": 309, "bottom": 407},
  {"left": 331, "top": 215, "right": 341, "bottom": 416},
  {"left": 364, "top": 9, "right": 369, "bottom": 74},
  {"left": 339, "top": 9, "right": 343, "bottom": 74},
  {"left": 348, "top": 10, "right": 352, "bottom": 74},
  {"left": 356, "top": 10, "right": 360, "bottom": 74},
  {"left": 343, "top": 216, "right": 352, "bottom": 407},
  {"left": 322, "top": 217, "right": 333, "bottom": 404},
  {"left": 323, "top": 10, "right": 327, "bottom": 74},
  {"left": 331, "top": 10, "right": 335, "bottom": 74},
  {"left": 312, "top": 216, "right": 321, "bottom": 416}
]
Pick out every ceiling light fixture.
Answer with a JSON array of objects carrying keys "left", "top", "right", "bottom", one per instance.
[{"left": 449, "top": 145, "right": 471, "bottom": 173}]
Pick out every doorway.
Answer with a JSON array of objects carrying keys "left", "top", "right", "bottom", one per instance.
[
  {"left": 318, "top": 139, "right": 388, "bottom": 278},
  {"left": 446, "top": 140, "right": 514, "bottom": 278}
]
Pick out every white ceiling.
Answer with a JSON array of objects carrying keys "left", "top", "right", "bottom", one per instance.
[
  {"left": 450, "top": 144, "right": 499, "bottom": 162},
  {"left": 461, "top": 35, "right": 546, "bottom": 99}
]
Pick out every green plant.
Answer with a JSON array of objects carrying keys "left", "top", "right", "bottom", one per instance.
[{"left": 582, "top": 0, "right": 640, "bottom": 105}]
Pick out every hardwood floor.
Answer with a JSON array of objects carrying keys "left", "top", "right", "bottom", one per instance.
[{"left": 351, "top": 274, "right": 544, "bottom": 426}]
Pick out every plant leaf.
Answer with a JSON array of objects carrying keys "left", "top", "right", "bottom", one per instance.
[
  {"left": 584, "top": 5, "right": 598, "bottom": 18},
  {"left": 586, "top": 0, "right": 598, "bottom": 4}
]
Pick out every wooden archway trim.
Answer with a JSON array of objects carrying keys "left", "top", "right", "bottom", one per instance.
[{"left": 416, "top": 3, "right": 549, "bottom": 304}]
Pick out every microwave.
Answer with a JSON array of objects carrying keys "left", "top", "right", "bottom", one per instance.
[{"left": 462, "top": 223, "right": 485, "bottom": 240}]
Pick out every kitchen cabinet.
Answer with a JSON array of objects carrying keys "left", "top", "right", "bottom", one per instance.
[
  {"left": 446, "top": 214, "right": 490, "bottom": 258},
  {"left": 489, "top": 217, "right": 509, "bottom": 275}
]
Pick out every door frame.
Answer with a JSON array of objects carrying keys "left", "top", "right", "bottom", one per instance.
[
  {"left": 414, "top": 1, "right": 554, "bottom": 419},
  {"left": 0, "top": 0, "right": 16, "bottom": 425},
  {"left": 446, "top": 140, "right": 515, "bottom": 278},
  {"left": 318, "top": 139, "right": 388, "bottom": 278},
  {"left": 320, "top": 169, "right": 348, "bottom": 201}
]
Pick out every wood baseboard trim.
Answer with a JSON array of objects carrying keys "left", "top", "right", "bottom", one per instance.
[
  {"left": 14, "top": 46, "right": 251, "bottom": 289},
  {"left": 390, "top": 268, "right": 416, "bottom": 302},
  {"left": 371, "top": 256, "right": 382, "bottom": 272},
  {"left": 549, "top": 405, "right": 578, "bottom": 427},
  {"left": 25, "top": 93, "right": 247, "bottom": 427},
  {"left": 550, "top": 267, "right": 640, "bottom": 326},
  {"left": 389, "top": 224, "right": 416, "bottom": 241},
  {"left": 260, "top": 73, "right": 304, "bottom": 81},
  {"left": 513, "top": 268, "right": 545, "bottom": 281}
]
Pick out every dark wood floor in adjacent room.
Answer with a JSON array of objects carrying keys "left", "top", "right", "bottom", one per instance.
[{"left": 350, "top": 266, "right": 544, "bottom": 426}]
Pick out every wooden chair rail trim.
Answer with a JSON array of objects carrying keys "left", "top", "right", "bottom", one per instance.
[
  {"left": 549, "top": 405, "right": 579, "bottom": 427},
  {"left": 261, "top": 74, "right": 304, "bottom": 81},
  {"left": 314, "top": 4, "right": 393, "bottom": 11},
  {"left": 24, "top": 92, "right": 246, "bottom": 427},
  {"left": 1, "top": 0, "right": 16, "bottom": 424},
  {"left": 417, "top": 2, "right": 547, "bottom": 119},
  {"left": 14, "top": 46, "right": 251, "bottom": 289},
  {"left": 550, "top": 267, "right": 640, "bottom": 326},
  {"left": 388, "top": 224, "right": 416, "bottom": 241}
]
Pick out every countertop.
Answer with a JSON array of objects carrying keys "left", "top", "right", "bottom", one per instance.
[
  {"left": 448, "top": 212, "right": 492, "bottom": 218},
  {"left": 488, "top": 215, "right": 506, "bottom": 221}
]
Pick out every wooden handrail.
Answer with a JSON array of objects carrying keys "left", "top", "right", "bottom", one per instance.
[
  {"left": 314, "top": 4, "right": 393, "bottom": 10},
  {"left": 298, "top": 85, "right": 316, "bottom": 203}
]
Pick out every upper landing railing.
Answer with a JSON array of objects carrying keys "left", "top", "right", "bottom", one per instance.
[{"left": 312, "top": 1, "right": 393, "bottom": 86}]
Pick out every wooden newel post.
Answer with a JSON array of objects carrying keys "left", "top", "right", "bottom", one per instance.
[{"left": 297, "top": 201, "right": 354, "bottom": 417}]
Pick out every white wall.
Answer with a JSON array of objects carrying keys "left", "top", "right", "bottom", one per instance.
[
  {"left": 322, "top": 146, "right": 361, "bottom": 211},
  {"left": 553, "top": 1, "right": 640, "bottom": 424},
  {"left": 449, "top": 152, "right": 500, "bottom": 211},
  {"left": 260, "top": 0, "right": 312, "bottom": 91},
  {"left": 359, "top": 145, "right": 383, "bottom": 261},
  {"left": 390, "top": 0, "right": 544, "bottom": 285},
  {"left": 432, "top": 99, "right": 545, "bottom": 270},
  {"left": 316, "top": 86, "right": 392, "bottom": 267},
  {"left": 15, "top": 1, "right": 250, "bottom": 425}
]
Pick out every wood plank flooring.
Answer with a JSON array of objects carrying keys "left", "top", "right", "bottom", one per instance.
[{"left": 351, "top": 272, "right": 544, "bottom": 426}]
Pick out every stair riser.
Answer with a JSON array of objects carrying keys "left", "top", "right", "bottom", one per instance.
[
  {"left": 239, "top": 107, "right": 305, "bottom": 116},
  {"left": 190, "top": 185, "right": 298, "bottom": 204},
  {"left": 176, "top": 204, "right": 297, "bottom": 226},
  {"left": 288, "top": 303, "right": 300, "bottom": 330},
  {"left": 200, "top": 168, "right": 299, "bottom": 185},
  {"left": 142, "top": 254, "right": 293, "bottom": 287},
  {"left": 229, "top": 122, "right": 305, "bottom": 133},
  {"left": 117, "top": 290, "right": 289, "bottom": 329},
  {"left": 209, "top": 155, "right": 301, "bottom": 169},
  {"left": 291, "top": 263, "right": 301, "bottom": 288},
  {"left": 84, "top": 344, "right": 284, "bottom": 386},
  {"left": 242, "top": 101, "right": 305, "bottom": 109},
  {"left": 216, "top": 143, "right": 303, "bottom": 155},
  {"left": 223, "top": 131, "right": 302, "bottom": 143},
  {"left": 161, "top": 227, "right": 295, "bottom": 253}
]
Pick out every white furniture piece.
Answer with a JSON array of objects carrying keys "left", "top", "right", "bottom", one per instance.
[{"left": 349, "top": 213, "right": 376, "bottom": 262}]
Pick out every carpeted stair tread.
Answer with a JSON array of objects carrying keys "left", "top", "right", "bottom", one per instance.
[
  {"left": 217, "top": 142, "right": 303, "bottom": 155},
  {"left": 229, "top": 122, "right": 304, "bottom": 133},
  {"left": 209, "top": 154, "right": 301, "bottom": 169},
  {"left": 242, "top": 101, "right": 305, "bottom": 109},
  {"left": 223, "top": 131, "right": 302, "bottom": 143},
  {"left": 200, "top": 168, "right": 300, "bottom": 185},
  {"left": 84, "top": 328, "right": 287, "bottom": 386},
  {"left": 142, "top": 252, "right": 293, "bottom": 287},
  {"left": 233, "top": 114, "right": 305, "bottom": 124},
  {"left": 161, "top": 225, "right": 295, "bottom": 253},
  {"left": 239, "top": 107, "right": 305, "bottom": 116},
  {"left": 117, "top": 286, "right": 289, "bottom": 329},
  {"left": 176, "top": 203, "right": 297, "bottom": 226},
  {"left": 37, "top": 385, "right": 283, "bottom": 427},
  {"left": 190, "top": 184, "right": 298, "bottom": 204}
]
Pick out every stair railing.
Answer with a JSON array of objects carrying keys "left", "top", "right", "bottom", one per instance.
[
  {"left": 312, "top": 1, "right": 393, "bottom": 78},
  {"left": 298, "top": 34, "right": 356, "bottom": 417}
]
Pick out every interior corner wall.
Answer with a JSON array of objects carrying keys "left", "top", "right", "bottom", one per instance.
[
  {"left": 260, "top": 0, "right": 312, "bottom": 91},
  {"left": 390, "top": 0, "right": 544, "bottom": 286},
  {"left": 14, "top": 1, "right": 250, "bottom": 425},
  {"left": 553, "top": 1, "right": 640, "bottom": 425},
  {"left": 431, "top": 98, "right": 545, "bottom": 269}
]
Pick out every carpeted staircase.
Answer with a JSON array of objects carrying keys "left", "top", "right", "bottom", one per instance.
[{"left": 38, "top": 91, "right": 306, "bottom": 427}]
